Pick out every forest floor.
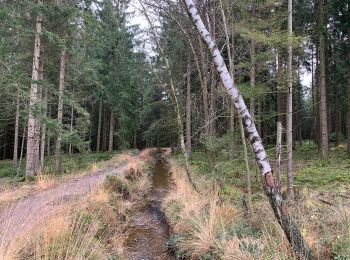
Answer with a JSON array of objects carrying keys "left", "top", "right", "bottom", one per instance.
[
  {"left": 0, "top": 151, "right": 135, "bottom": 258},
  {"left": 0, "top": 145, "right": 349, "bottom": 259},
  {"left": 163, "top": 142, "right": 350, "bottom": 259}
]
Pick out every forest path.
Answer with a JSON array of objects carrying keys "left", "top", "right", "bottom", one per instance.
[{"left": 0, "top": 160, "right": 130, "bottom": 253}]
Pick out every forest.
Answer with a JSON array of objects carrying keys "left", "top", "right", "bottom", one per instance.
[{"left": 0, "top": 0, "right": 349, "bottom": 259}]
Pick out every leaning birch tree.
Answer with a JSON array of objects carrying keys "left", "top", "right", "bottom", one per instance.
[{"left": 181, "top": 0, "right": 313, "bottom": 258}]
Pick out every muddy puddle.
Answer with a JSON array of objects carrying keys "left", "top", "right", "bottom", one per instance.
[{"left": 125, "top": 157, "right": 175, "bottom": 260}]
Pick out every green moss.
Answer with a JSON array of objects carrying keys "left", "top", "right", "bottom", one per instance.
[{"left": 295, "top": 163, "right": 350, "bottom": 188}]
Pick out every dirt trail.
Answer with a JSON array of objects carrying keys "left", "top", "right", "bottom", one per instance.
[{"left": 0, "top": 162, "right": 129, "bottom": 252}]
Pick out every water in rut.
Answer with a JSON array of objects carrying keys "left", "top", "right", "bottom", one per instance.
[{"left": 125, "top": 157, "right": 174, "bottom": 260}]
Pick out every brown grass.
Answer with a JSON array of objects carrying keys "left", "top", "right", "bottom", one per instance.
[
  {"left": 164, "top": 157, "right": 350, "bottom": 259},
  {"left": 0, "top": 150, "right": 149, "bottom": 259},
  {"left": 164, "top": 159, "right": 256, "bottom": 259},
  {"left": 1, "top": 182, "right": 128, "bottom": 260}
]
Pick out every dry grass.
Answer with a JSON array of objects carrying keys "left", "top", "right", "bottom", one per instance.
[
  {"left": 1, "top": 183, "right": 128, "bottom": 260},
  {"left": 36, "top": 173, "right": 55, "bottom": 190},
  {"left": 0, "top": 175, "right": 55, "bottom": 207},
  {"left": 0, "top": 150, "right": 152, "bottom": 259},
  {"left": 0, "top": 185, "right": 32, "bottom": 206},
  {"left": 164, "top": 159, "right": 257, "bottom": 259},
  {"left": 164, "top": 157, "right": 350, "bottom": 259}
]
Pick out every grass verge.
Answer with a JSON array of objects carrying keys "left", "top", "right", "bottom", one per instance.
[{"left": 164, "top": 154, "right": 350, "bottom": 259}]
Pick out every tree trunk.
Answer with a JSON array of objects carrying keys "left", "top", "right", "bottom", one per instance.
[
  {"left": 54, "top": 48, "right": 66, "bottom": 173},
  {"left": 182, "top": 1, "right": 313, "bottom": 258},
  {"left": 13, "top": 86, "right": 20, "bottom": 168},
  {"left": 2, "top": 129, "right": 7, "bottom": 160},
  {"left": 34, "top": 55, "right": 43, "bottom": 172},
  {"left": 26, "top": 3, "right": 43, "bottom": 177},
  {"left": 47, "top": 101, "right": 51, "bottom": 156},
  {"left": 239, "top": 116, "right": 252, "bottom": 214},
  {"left": 335, "top": 82, "right": 340, "bottom": 147},
  {"left": 17, "top": 124, "right": 27, "bottom": 176},
  {"left": 347, "top": 26, "right": 350, "bottom": 153},
  {"left": 219, "top": 0, "right": 236, "bottom": 159},
  {"left": 311, "top": 45, "right": 316, "bottom": 144},
  {"left": 319, "top": 0, "right": 329, "bottom": 160},
  {"left": 139, "top": 0, "right": 196, "bottom": 189},
  {"left": 277, "top": 52, "right": 286, "bottom": 127},
  {"left": 102, "top": 106, "right": 108, "bottom": 151},
  {"left": 250, "top": 40, "right": 256, "bottom": 121},
  {"left": 96, "top": 99, "right": 102, "bottom": 152},
  {"left": 68, "top": 106, "right": 74, "bottom": 155},
  {"left": 108, "top": 112, "right": 115, "bottom": 153},
  {"left": 40, "top": 82, "right": 48, "bottom": 170},
  {"left": 286, "top": 0, "right": 294, "bottom": 200},
  {"left": 186, "top": 61, "right": 192, "bottom": 157},
  {"left": 133, "top": 130, "right": 137, "bottom": 149},
  {"left": 276, "top": 122, "right": 283, "bottom": 194},
  {"left": 198, "top": 35, "right": 209, "bottom": 136}
]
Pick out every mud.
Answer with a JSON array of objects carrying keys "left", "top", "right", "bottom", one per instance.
[{"left": 125, "top": 157, "right": 174, "bottom": 260}]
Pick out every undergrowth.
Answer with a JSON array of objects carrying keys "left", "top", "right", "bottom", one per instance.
[
  {"left": 165, "top": 143, "right": 350, "bottom": 259},
  {"left": 0, "top": 151, "right": 120, "bottom": 179}
]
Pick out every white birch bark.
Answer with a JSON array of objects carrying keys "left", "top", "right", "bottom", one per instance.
[
  {"left": 26, "top": 3, "right": 43, "bottom": 177},
  {"left": 182, "top": 1, "right": 313, "bottom": 258},
  {"left": 183, "top": 0, "right": 271, "bottom": 175}
]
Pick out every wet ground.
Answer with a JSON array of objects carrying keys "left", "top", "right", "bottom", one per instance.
[{"left": 125, "top": 157, "right": 174, "bottom": 260}]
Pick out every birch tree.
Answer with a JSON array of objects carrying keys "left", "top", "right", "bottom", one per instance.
[{"left": 181, "top": 1, "right": 313, "bottom": 258}]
